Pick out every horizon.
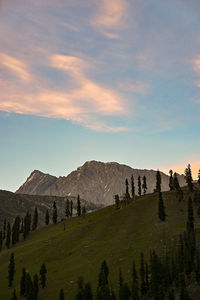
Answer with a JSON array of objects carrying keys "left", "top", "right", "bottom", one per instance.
[{"left": 0, "top": 0, "right": 200, "bottom": 191}]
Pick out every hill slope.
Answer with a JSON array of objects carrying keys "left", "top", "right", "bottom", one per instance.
[
  {"left": 0, "top": 187, "right": 199, "bottom": 299},
  {"left": 16, "top": 160, "right": 186, "bottom": 206}
]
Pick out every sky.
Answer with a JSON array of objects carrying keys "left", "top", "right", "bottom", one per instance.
[{"left": 0, "top": 0, "right": 200, "bottom": 191}]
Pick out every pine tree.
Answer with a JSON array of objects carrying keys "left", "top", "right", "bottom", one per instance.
[
  {"left": 169, "top": 169, "right": 174, "bottom": 190},
  {"left": 0, "top": 230, "right": 2, "bottom": 251},
  {"left": 142, "top": 176, "right": 147, "bottom": 195},
  {"left": 138, "top": 176, "right": 141, "bottom": 196},
  {"left": 76, "top": 276, "right": 84, "bottom": 300},
  {"left": 125, "top": 178, "right": 129, "bottom": 195},
  {"left": 52, "top": 201, "right": 57, "bottom": 224},
  {"left": 11, "top": 289, "right": 17, "bottom": 300},
  {"left": 96, "top": 261, "right": 110, "bottom": 300},
  {"left": 70, "top": 200, "right": 73, "bottom": 217},
  {"left": 33, "top": 274, "right": 39, "bottom": 300},
  {"left": 185, "top": 164, "right": 193, "bottom": 192},
  {"left": 156, "top": 170, "right": 161, "bottom": 192},
  {"left": 65, "top": 199, "right": 70, "bottom": 218},
  {"left": 77, "top": 195, "right": 81, "bottom": 217},
  {"left": 158, "top": 191, "right": 166, "bottom": 221},
  {"left": 131, "top": 175, "right": 135, "bottom": 199},
  {"left": 23, "top": 211, "right": 31, "bottom": 240},
  {"left": 119, "top": 269, "right": 123, "bottom": 300},
  {"left": 115, "top": 194, "right": 120, "bottom": 209},
  {"left": 20, "top": 267, "right": 26, "bottom": 296},
  {"left": 173, "top": 172, "right": 180, "bottom": 190},
  {"left": 25, "top": 273, "right": 34, "bottom": 299},
  {"left": 84, "top": 283, "right": 93, "bottom": 300},
  {"left": 40, "top": 263, "right": 47, "bottom": 288},
  {"left": 6, "top": 222, "right": 11, "bottom": 248},
  {"left": 131, "top": 261, "right": 139, "bottom": 300},
  {"left": 198, "top": 169, "right": 200, "bottom": 186},
  {"left": 8, "top": 252, "right": 15, "bottom": 287},
  {"left": 3, "top": 219, "right": 6, "bottom": 240},
  {"left": 140, "top": 252, "right": 146, "bottom": 296},
  {"left": 187, "top": 197, "right": 194, "bottom": 232},
  {"left": 32, "top": 207, "right": 38, "bottom": 231},
  {"left": 45, "top": 209, "right": 49, "bottom": 225},
  {"left": 60, "top": 288, "right": 65, "bottom": 300}
]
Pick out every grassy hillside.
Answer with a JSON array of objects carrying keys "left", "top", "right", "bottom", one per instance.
[
  {"left": 0, "top": 188, "right": 199, "bottom": 299},
  {"left": 0, "top": 190, "right": 99, "bottom": 226}
]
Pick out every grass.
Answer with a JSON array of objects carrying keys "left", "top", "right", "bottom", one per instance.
[{"left": 0, "top": 188, "right": 199, "bottom": 299}]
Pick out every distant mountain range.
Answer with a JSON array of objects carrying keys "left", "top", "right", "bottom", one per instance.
[{"left": 16, "top": 161, "right": 186, "bottom": 206}]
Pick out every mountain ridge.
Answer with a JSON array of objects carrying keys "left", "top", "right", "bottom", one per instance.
[{"left": 16, "top": 160, "right": 186, "bottom": 206}]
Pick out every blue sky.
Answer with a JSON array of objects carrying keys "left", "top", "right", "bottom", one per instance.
[{"left": 0, "top": 0, "right": 200, "bottom": 191}]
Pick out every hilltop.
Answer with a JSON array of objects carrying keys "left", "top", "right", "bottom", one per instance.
[
  {"left": 16, "top": 160, "right": 186, "bottom": 206},
  {"left": 0, "top": 186, "right": 200, "bottom": 299}
]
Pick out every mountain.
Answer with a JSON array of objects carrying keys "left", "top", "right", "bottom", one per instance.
[
  {"left": 0, "top": 189, "right": 99, "bottom": 226},
  {"left": 0, "top": 187, "right": 200, "bottom": 299},
  {"left": 16, "top": 160, "right": 186, "bottom": 206}
]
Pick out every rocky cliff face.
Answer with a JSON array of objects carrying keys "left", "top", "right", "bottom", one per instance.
[{"left": 16, "top": 161, "right": 186, "bottom": 206}]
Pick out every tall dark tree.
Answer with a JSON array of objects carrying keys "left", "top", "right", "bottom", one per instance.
[
  {"left": 45, "top": 209, "right": 49, "bottom": 225},
  {"left": 76, "top": 276, "right": 84, "bottom": 300},
  {"left": 131, "top": 261, "right": 139, "bottom": 300},
  {"left": 156, "top": 170, "right": 161, "bottom": 192},
  {"left": 96, "top": 261, "right": 110, "bottom": 300},
  {"left": 3, "top": 219, "right": 6, "bottom": 240},
  {"left": 84, "top": 283, "right": 93, "bottom": 300},
  {"left": 0, "top": 230, "right": 2, "bottom": 251},
  {"left": 125, "top": 178, "right": 129, "bottom": 195},
  {"left": 11, "top": 289, "right": 17, "bottom": 300},
  {"left": 40, "top": 263, "right": 47, "bottom": 288},
  {"left": 12, "top": 216, "right": 21, "bottom": 245},
  {"left": 20, "top": 267, "right": 26, "bottom": 296},
  {"left": 33, "top": 274, "right": 39, "bottom": 300},
  {"left": 119, "top": 269, "right": 123, "bottom": 299},
  {"left": 142, "top": 176, "right": 147, "bottom": 195},
  {"left": 185, "top": 164, "right": 193, "bottom": 192},
  {"left": 70, "top": 200, "right": 73, "bottom": 217},
  {"left": 138, "top": 176, "right": 141, "bottom": 196},
  {"left": 52, "top": 201, "right": 57, "bottom": 224},
  {"left": 32, "top": 207, "right": 38, "bottom": 231},
  {"left": 6, "top": 221, "right": 11, "bottom": 248},
  {"left": 173, "top": 172, "right": 180, "bottom": 190},
  {"left": 65, "top": 199, "right": 70, "bottom": 218},
  {"left": 23, "top": 211, "right": 31, "bottom": 240},
  {"left": 25, "top": 273, "right": 34, "bottom": 299},
  {"left": 187, "top": 197, "right": 194, "bottom": 232},
  {"left": 115, "top": 194, "right": 120, "bottom": 210},
  {"left": 77, "top": 195, "right": 81, "bottom": 217},
  {"left": 140, "top": 252, "right": 146, "bottom": 296},
  {"left": 158, "top": 191, "right": 166, "bottom": 221},
  {"left": 60, "top": 288, "right": 65, "bottom": 300},
  {"left": 198, "top": 169, "right": 200, "bottom": 186},
  {"left": 8, "top": 252, "right": 15, "bottom": 287},
  {"left": 131, "top": 175, "right": 135, "bottom": 199},
  {"left": 169, "top": 170, "right": 174, "bottom": 190}
]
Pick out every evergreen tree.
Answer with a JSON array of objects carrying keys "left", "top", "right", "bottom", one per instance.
[
  {"left": 25, "top": 273, "right": 34, "bottom": 299},
  {"left": 120, "top": 283, "right": 131, "bottom": 300},
  {"left": 96, "top": 261, "right": 110, "bottom": 300},
  {"left": 115, "top": 194, "right": 120, "bottom": 210},
  {"left": 185, "top": 164, "right": 193, "bottom": 192},
  {"left": 11, "top": 289, "right": 17, "bottom": 300},
  {"left": 40, "top": 263, "right": 47, "bottom": 288},
  {"left": 20, "top": 267, "right": 26, "bottom": 296},
  {"left": 125, "top": 178, "right": 129, "bottom": 195},
  {"left": 198, "top": 169, "right": 200, "bottom": 186},
  {"left": 158, "top": 191, "right": 166, "bottom": 221},
  {"left": 77, "top": 195, "right": 81, "bottom": 217},
  {"left": 65, "top": 199, "right": 70, "bottom": 218},
  {"left": 169, "top": 169, "right": 174, "bottom": 190},
  {"left": 156, "top": 170, "right": 161, "bottom": 192},
  {"left": 33, "top": 274, "right": 39, "bottom": 300},
  {"left": 84, "top": 283, "right": 93, "bottom": 300},
  {"left": 142, "top": 176, "right": 147, "bottom": 195},
  {"left": 59, "top": 288, "right": 65, "bottom": 300},
  {"left": 131, "top": 261, "right": 139, "bottom": 300},
  {"left": 20, "top": 219, "right": 24, "bottom": 234},
  {"left": 70, "top": 200, "right": 73, "bottom": 217},
  {"left": 173, "top": 172, "right": 180, "bottom": 190},
  {"left": 138, "top": 176, "right": 141, "bottom": 196},
  {"left": 140, "top": 252, "right": 146, "bottom": 296},
  {"left": 145, "top": 262, "right": 149, "bottom": 292},
  {"left": 0, "top": 230, "right": 2, "bottom": 251},
  {"left": 131, "top": 175, "right": 135, "bottom": 199},
  {"left": 23, "top": 211, "right": 31, "bottom": 240},
  {"left": 8, "top": 252, "right": 15, "bottom": 287},
  {"left": 45, "top": 209, "right": 49, "bottom": 225},
  {"left": 187, "top": 197, "right": 194, "bottom": 232},
  {"left": 6, "top": 222, "right": 11, "bottom": 248},
  {"left": 76, "top": 276, "right": 84, "bottom": 300},
  {"left": 3, "top": 219, "right": 6, "bottom": 240},
  {"left": 32, "top": 207, "right": 38, "bottom": 231},
  {"left": 52, "top": 201, "right": 57, "bottom": 224}
]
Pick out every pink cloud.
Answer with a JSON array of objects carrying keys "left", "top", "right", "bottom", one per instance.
[
  {"left": 118, "top": 80, "right": 150, "bottom": 95},
  {"left": 0, "top": 53, "right": 31, "bottom": 81}
]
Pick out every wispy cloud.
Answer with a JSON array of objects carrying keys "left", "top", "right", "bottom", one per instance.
[
  {"left": 118, "top": 80, "right": 150, "bottom": 95},
  {"left": 0, "top": 53, "right": 31, "bottom": 81},
  {"left": 91, "top": 0, "right": 127, "bottom": 38}
]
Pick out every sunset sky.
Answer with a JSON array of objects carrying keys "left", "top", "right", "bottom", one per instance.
[{"left": 0, "top": 0, "right": 200, "bottom": 191}]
